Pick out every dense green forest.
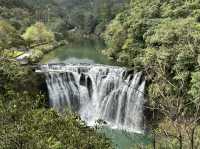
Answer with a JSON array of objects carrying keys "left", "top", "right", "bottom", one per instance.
[
  {"left": 0, "top": 0, "right": 128, "bottom": 39},
  {"left": 1, "top": 0, "right": 200, "bottom": 148},
  {"left": 103, "top": 0, "right": 200, "bottom": 148}
]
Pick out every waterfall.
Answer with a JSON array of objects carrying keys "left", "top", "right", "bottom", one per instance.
[{"left": 37, "top": 64, "right": 146, "bottom": 133}]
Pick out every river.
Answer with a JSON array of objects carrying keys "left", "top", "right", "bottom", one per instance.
[{"left": 41, "top": 40, "right": 110, "bottom": 64}]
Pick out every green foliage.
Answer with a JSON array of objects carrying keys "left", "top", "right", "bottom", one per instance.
[
  {"left": 189, "top": 71, "right": 200, "bottom": 103},
  {"left": 0, "top": 0, "right": 129, "bottom": 41},
  {"left": 97, "top": 0, "right": 112, "bottom": 22},
  {"left": 0, "top": 20, "right": 24, "bottom": 51},
  {"left": 0, "top": 20, "right": 15, "bottom": 50},
  {"left": 103, "top": 0, "right": 200, "bottom": 106},
  {"left": 0, "top": 0, "right": 32, "bottom": 32},
  {"left": 104, "top": 1, "right": 200, "bottom": 147},
  {"left": 0, "top": 59, "right": 113, "bottom": 149},
  {"left": 22, "top": 22, "right": 55, "bottom": 45},
  {"left": 29, "top": 49, "right": 44, "bottom": 63},
  {"left": 0, "top": 105, "right": 112, "bottom": 149}
]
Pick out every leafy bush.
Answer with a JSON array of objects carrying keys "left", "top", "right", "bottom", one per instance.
[
  {"left": 0, "top": 60, "right": 113, "bottom": 149},
  {"left": 22, "top": 22, "right": 55, "bottom": 45},
  {"left": 0, "top": 20, "right": 24, "bottom": 51}
]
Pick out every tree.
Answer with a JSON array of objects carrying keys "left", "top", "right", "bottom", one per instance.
[
  {"left": 0, "top": 20, "right": 23, "bottom": 53},
  {"left": 0, "top": 58, "right": 113, "bottom": 149},
  {"left": 103, "top": 0, "right": 200, "bottom": 148},
  {"left": 22, "top": 22, "right": 55, "bottom": 46}
]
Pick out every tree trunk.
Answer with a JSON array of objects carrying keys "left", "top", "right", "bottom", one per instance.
[
  {"left": 191, "top": 127, "right": 195, "bottom": 149},
  {"left": 179, "top": 133, "right": 182, "bottom": 149},
  {"left": 153, "top": 132, "right": 156, "bottom": 149}
]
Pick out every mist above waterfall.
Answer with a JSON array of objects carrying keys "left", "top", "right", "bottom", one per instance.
[{"left": 37, "top": 64, "right": 146, "bottom": 133}]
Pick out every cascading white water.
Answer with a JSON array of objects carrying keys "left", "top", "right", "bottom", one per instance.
[{"left": 37, "top": 64, "right": 146, "bottom": 133}]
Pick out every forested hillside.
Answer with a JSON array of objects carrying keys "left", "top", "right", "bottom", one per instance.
[
  {"left": 0, "top": 0, "right": 128, "bottom": 40},
  {"left": 103, "top": 0, "right": 200, "bottom": 148}
]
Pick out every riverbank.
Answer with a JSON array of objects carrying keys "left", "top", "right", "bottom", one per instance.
[{"left": 16, "top": 40, "right": 68, "bottom": 65}]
